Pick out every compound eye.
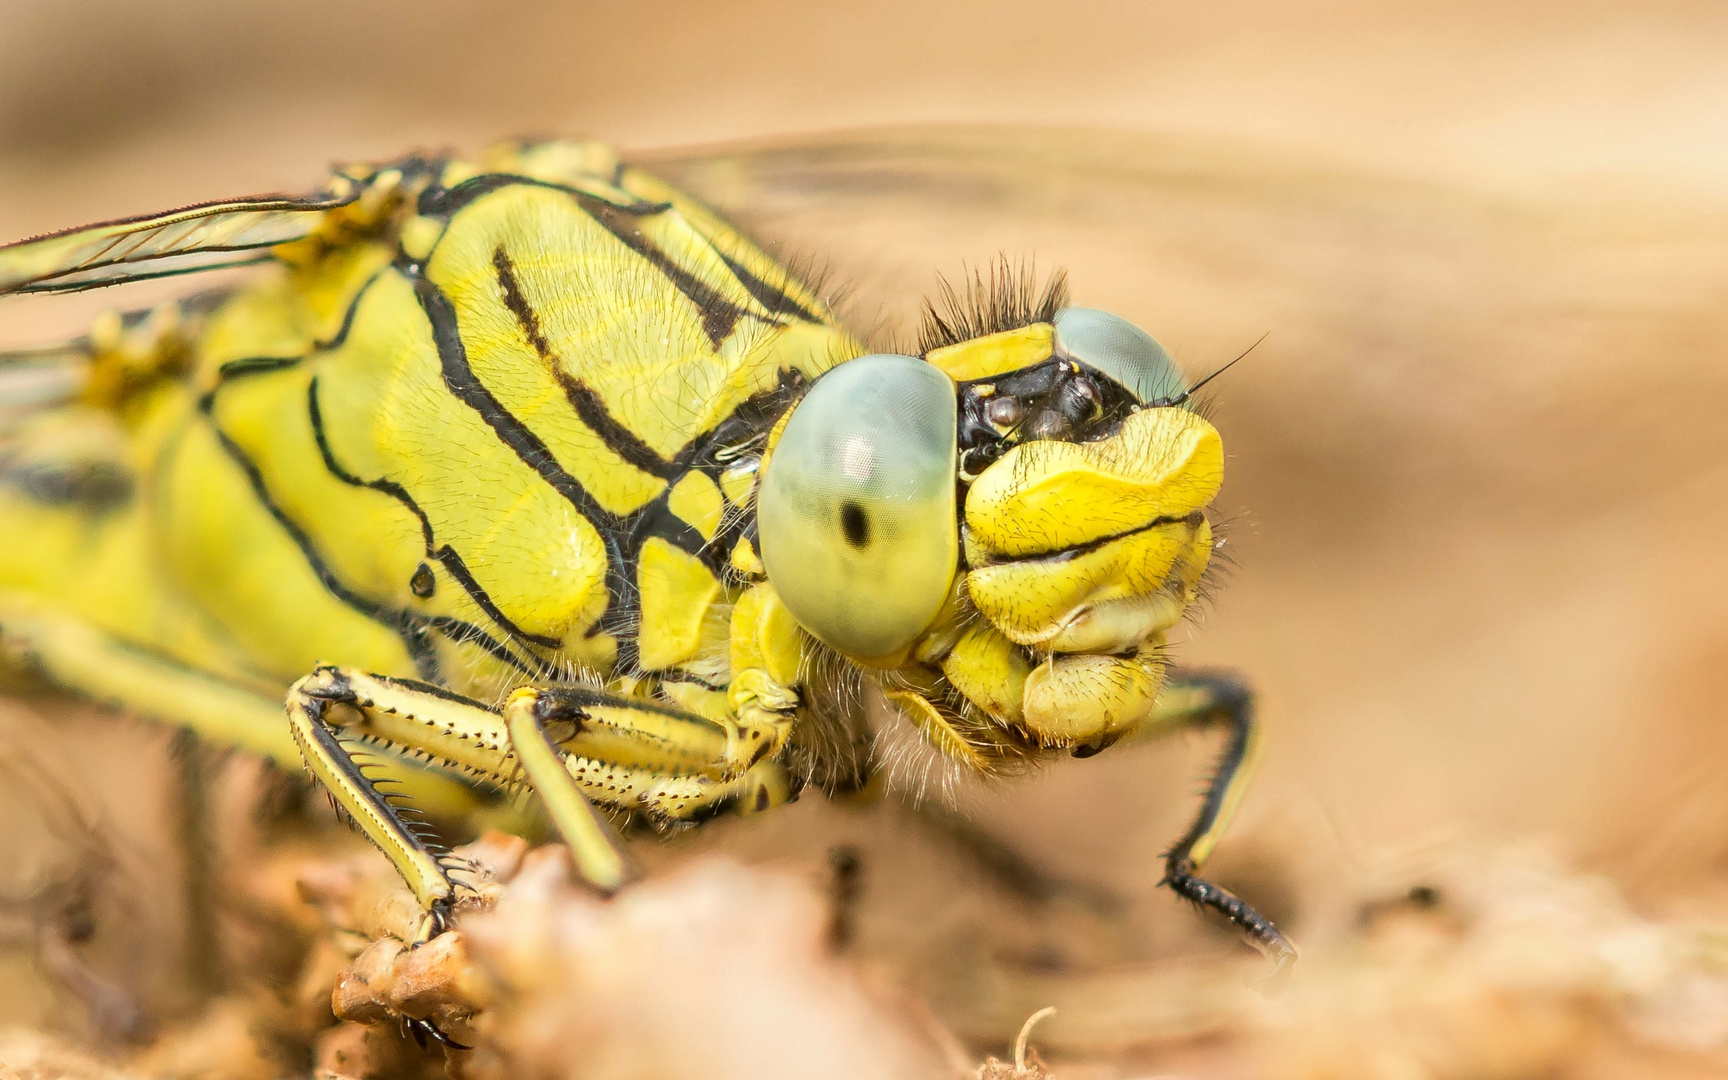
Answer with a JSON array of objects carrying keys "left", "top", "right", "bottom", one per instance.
[
  {"left": 1053, "top": 306, "right": 1186, "bottom": 404},
  {"left": 757, "top": 354, "right": 959, "bottom": 658}
]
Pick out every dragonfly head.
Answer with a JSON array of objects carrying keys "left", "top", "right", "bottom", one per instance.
[{"left": 757, "top": 306, "right": 1222, "bottom": 756}]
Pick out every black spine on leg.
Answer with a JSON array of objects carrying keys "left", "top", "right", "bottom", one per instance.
[{"left": 298, "top": 682, "right": 457, "bottom": 906}]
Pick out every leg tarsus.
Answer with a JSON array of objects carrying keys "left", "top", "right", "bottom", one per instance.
[
  {"left": 401, "top": 1014, "right": 470, "bottom": 1052},
  {"left": 417, "top": 897, "right": 456, "bottom": 943},
  {"left": 1162, "top": 854, "right": 1296, "bottom": 971},
  {"left": 905, "top": 800, "right": 1126, "bottom": 917}
]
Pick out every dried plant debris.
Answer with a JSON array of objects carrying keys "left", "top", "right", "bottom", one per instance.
[
  {"left": 9, "top": 810, "right": 1728, "bottom": 1080},
  {"left": 290, "top": 834, "right": 955, "bottom": 1080},
  {"left": 285, "top": 836, "right": 1728, "bottom": 1080},
  {"left": 974, "top": 1008, "right": 1055, "bottom": 1080},
  {"left": 939, "top": 843, "right": 1728, "bottom": 1078},
  {"left": 0, "top": 1028, "right": 139, "bottom": 1080}
]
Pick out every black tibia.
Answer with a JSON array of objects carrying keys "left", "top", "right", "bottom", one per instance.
[
  {"left": 404, "top": 1014, "right": 470, "bottom": 1052},
  {"left": 826, "top": 846, "right": 863, "bottom": 951},
  {"left": 1159, "top": 673, "right": 1297, "bottom": 969},
  {"left": 910, "top": 801, "right": 1124, "bottom": 917},
  {"left": 170, "top": 729, "right": 218, "bottom": 1001}
]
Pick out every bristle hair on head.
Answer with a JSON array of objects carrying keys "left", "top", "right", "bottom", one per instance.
[{"left": 918, "top": 258, "right": 1069, "bottom": 354}]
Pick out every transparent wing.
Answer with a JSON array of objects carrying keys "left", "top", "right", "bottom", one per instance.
[
  {"left": 0, "top": 175, "right": 360, "bottom": 413},
  {"left": 0, "top": 342, "right": 86, "bottom": 412},
  {"left": 641, "top": 128, "right": 1311, "bottom": 351},
  {"left": 0, "top": 182, "right": 358, "bottom": 297}
]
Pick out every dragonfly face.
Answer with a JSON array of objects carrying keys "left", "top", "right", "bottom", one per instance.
[{"left": 758, "top": 304, "right": 1219, "bottom": 754}]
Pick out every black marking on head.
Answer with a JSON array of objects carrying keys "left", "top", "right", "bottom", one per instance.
[
  {"left": 955, "top": 357, "right": 1138, "bottom": 481},
  {"left": 840, "top": 501, "right": 870, "bottom": 548},
  {"left": 918, "top": 259, "right": 1069, "bottom": 354}
]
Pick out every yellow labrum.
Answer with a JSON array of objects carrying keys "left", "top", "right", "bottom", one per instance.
[{"left": 964, "top": 406, "right": 1224, "bottom": 558}]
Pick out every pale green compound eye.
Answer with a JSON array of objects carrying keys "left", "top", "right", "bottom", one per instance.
[
  {"left": 1053, "top": 306, "right": 1187, "bottom": 405},
  {"left": 757, "top": 354, "right": 959, "bottom": 658}
]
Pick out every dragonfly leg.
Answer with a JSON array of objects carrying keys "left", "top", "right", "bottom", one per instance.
[
  {"left": 286, "top": 669, "right": 470, "bottom": 934},
  {"left": 500, "top": 687, "right": 629, "bottom": 893},
  {"left": 903, "top": 799, "right": 1126, "bottom": 917},
  {"left": 0, "top": 601, "right": 484, "bottom": 820},
  {"left": 0, "top": 596, "right": 300, "bottom": 764},
  {"left": 285, "top": 667, "right": 803, "bottom": 922},
  {"left": 1143, "top": 672, "right": 1296, "bottom": 971}
]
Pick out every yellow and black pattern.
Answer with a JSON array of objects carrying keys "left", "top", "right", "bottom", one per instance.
[
  {"left": 0, "top": 140, "right": 1295, "bottom": 971},
  {"left": 82, "top": 148, "right": 857, "bottom": 702}
]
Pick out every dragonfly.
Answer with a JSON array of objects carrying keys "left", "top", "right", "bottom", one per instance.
[{"left": 0, "top": 136, "right": 1294, "bottom": 994}]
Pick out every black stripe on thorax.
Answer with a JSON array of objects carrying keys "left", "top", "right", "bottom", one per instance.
[
  {"left": 404, "top": 185, "right": 823, "bottom": 675},
  {"left": 194, "top": 271, "right": 551, "bottom": 682},
  {"left": 306, "top": 377, "right": 563, "bottom": 656},
  {"left": 485, "top": 247, "right": 757, "bottom": 568},
  {"left": 713, "top": 249, "right": 825, "bottom": 324},
  {"left": 418, "top": 173, "right": 670, "bottom": 225},
  {"left": 208, "top": 268, "right": 382, "bottom": 383},
  {"left": 415, "top": 274, "right": 625, "bottom": 533},
  {"left": 572, "top": 192, "right": 750, "bottom": 348},
  {"left": 197, "top": 403, "right": 442, "bottom": 683},
  {"left": 412, "top": 270, "right": 644, "bottom": 667},
  {"left": 198, "top": 360, "right": 550, "bottom": 682},
  {"left": 491, "top": 248, "right": 677, "bottom": 480},
  {"left": 422, "top": 173, "right": 779, "bottom": 350}
]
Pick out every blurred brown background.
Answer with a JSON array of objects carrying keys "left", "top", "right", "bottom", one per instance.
[{"left": 3, "top": 1, "right": 1728, "bottom": 1075}]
